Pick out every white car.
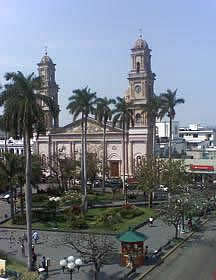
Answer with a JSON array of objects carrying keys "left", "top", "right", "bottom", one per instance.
[{"left": 159, "top": 185, "right": 168, "bottom": 192}]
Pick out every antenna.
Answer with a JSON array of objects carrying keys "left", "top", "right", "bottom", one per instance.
[{"left": 45, "top": 46, "right": 48, "bottom": 56}]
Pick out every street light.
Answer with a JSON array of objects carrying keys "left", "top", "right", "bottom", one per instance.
[
  {"left": 75, "top": 258, "right": 82, "bottom": 272},
  {"left": 67, "top": 262, "right": 75, "bottom": 280},
  {"left": 60, "top": 258, "right": 67, "bottom": 273},
  {"left": 67, "top": 255, "right": 75, "bottom": 263}
]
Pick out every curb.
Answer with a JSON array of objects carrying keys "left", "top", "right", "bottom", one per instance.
[{"left": 135, "top": 218, "right": 209, "bottom": 280}]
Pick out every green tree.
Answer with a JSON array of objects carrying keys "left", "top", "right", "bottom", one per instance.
[
  {"left": 160, "top": 89, "right": 185, "bottom": 159},
  {"left": 86, "top": 153, "right": 100, "bottom": 186},
  {"left": 112, "top": 97, "right": 134, "bottom": 204},
  {"left": 0, "top": 71, "right": 58, "bottom": 271},
  {"left": 0, "top": 153, "right": 21, "bottom": 222},
  {"left": 141, "top": 94, "right": 164, "bottom": 156},
  {"left": 160, "top": 159, "right": 189, "bottom": 195},
  {"left": 47, "top": 153, "right": 78, "bottom": 191},
  {"left": 95, "top": 97, "right": 116, "bottom": 191},
  {"left": 67, "top": 87, "right": 96, "bottom": 212},
  {"left": 136, "top": 156, "right": 163, "bottom": 208}
]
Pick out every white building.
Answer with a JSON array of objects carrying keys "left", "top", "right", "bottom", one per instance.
[
  {"left": 156, "top": 120, "right": 179, "bottom": 139},
  {"left": 155, "top": 120, "right": 186, "bottom": 157},
  {"left": 179, "top": 124, "right": 216, "bottom": 150}
]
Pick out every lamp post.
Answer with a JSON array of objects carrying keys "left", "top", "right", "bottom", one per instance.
[
  {"left": 75, "top": 258, "right": 82, "bottom": 272},
  {"left": 67, "top": 262, "right": 75, "bottom": 280},
  {"left": 60, "top": 258, "right": 67, "bottom": 273}
]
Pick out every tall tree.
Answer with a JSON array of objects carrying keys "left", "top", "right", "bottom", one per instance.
[
  {"left": 160, "top": 89, "right": 185, "bottom": 159},
  {"left": 141, "top": 94, "right": 163, "bottom": 156},
  {"left": 66, "top": 87, "right": 96, "bottom": 212},
  {"left": 0, "top": 153, "right": 21, "bottom": 222},
  {"left": 136, "top": 156, "right": 163, "bottom": 208},
  {"left": 112, "top": 97, "right": 134, "bottom": 204},
  {"left": 0, "top": 71, "right": 58, "bottom": 271},
  {"left": 95, "top": 97, "right": 116, "bottom": 192}
]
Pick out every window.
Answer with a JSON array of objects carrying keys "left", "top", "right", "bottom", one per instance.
[
  {"left": 136, "top": 62, "right": 140, "bottom": 73},
  {"left": 135, "top": 113, "right": 141, "bottom": 123},
  {"left": 193, "top": 134, "right": 198, "bottom": 138}
]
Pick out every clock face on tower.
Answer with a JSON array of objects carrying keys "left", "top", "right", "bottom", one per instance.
[{"left": 135, "top": 85, "right": 141, "bottom": 94}]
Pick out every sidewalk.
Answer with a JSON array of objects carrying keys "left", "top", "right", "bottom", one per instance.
[{"left": 0, "top": 218, "right": 179, "bottom": 279}]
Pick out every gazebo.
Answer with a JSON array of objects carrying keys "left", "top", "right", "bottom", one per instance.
[{"left": 117, "top": 227, "right": 148, "bottom": 267}]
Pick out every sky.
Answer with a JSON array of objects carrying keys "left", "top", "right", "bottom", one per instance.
[{"left": 0, "top": 0, "right": 216, "bottom": 127}]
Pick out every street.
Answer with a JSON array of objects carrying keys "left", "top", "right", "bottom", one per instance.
[{"left": 145, "top": 217, "right": 216, "bottom": 280}]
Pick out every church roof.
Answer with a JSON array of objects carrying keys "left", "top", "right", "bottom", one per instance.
[
  {"left": 40, "top": 54, "right": 54, "bottom": 64},
  {"left": 49, "top": 117, "right": 123, "bottom": 135},
  {"left": 117, "top": 227, "right": 148, "bottom": 243},
  {"left": 133, "top": 36, "right": 149, "bottom": 50}
]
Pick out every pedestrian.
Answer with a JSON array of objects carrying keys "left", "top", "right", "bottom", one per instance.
[
  {"left": 41, "top": 256, "right": 46, "bottom": 270},
  {"left": 127, "top": 255, "right": 133, "bottom": 269},
  {"left": 32, "top": 245, "right": 35, "bottom": 254},
  {"left": 32, "top": 231, "right": 39, "bottom": 244},
  {"left": 145, "top": 246, "right": 149, "bottom": 259},
  {"left": 23, "top": 232, "right": 27, "bottom": 243},
  {"left": 21, "top": 241, "right": 25, "bottom": 257},
  {"left": 9, "top": 232, "right": 15, "bottom": 248},
  {"left": 32, "top": 252, "right": 37, "bottom": 270},
  {"left": 149, "top": 217, "right": 153, "bottom": 226},
  {"left": 188, "top": 218, "right": 192, "bottom": 230}
]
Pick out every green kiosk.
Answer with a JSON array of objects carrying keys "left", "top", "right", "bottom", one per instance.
[{"left": 117, "top": 227, "right": 148, "bottom": 267}]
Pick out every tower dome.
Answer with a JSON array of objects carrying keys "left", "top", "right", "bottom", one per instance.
[
  {"left": 40, "top": 54, "right": 53, "bottom": 64},
  {"left": 133, "top": 36, "right": 149, "bottom": 50}
]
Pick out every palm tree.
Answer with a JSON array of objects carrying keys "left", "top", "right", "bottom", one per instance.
[
  {"left": 67, "top": 87, "right": 96, "bottom": 212},
  {"left": 160, "top": 89, "right": 185, "bottom": 159},
  {"left": 0, "top": 71, "right": 58, "bottom": 271},
  {"left": 95, "top": 97, "right": 116, "bottom": 192},
  {"left": 112, "top": 97, "right": 134, "bottom": 204},
  {"left": 141, "top": 94, "right": 163, "bottom": 156},
  {"left": 0, "top": 153, "right": 21, "bottom": 222}
]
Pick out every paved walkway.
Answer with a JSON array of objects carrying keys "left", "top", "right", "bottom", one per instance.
[{"left": 0, "top": 218, "right": 177, "bottom": 279}]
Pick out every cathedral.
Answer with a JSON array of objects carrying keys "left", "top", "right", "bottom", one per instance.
[{"left": 35, "top": 36, "right": 155, "bottom": 178}]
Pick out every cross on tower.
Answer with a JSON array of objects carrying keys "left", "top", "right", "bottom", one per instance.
[{"left": 138, "top": 28, "right": 143, "bottom": 38}]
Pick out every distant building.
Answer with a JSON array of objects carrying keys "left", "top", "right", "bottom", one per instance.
[
  {"left": 155, "top": 120, "right": 186, "bottom": 157},
  {"left": 179, "top": 124, "right": 216, "bottom": 150}
]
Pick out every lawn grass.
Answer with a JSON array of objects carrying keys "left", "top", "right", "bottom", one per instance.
[
  {"left": 0, "top": 249, "right": 37, "bottom": 278},
  {"left": 2, "top": 206, "right": 156, "bottom": 233}
]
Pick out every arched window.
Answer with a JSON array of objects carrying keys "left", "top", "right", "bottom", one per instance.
[
  {"left": 136, "top": 156, "right": 142, "bottom": 166},
  {"left": 135, "top": 113, "right": 141, "bottom": 124},
  {"left": 136, "top": 62, "right": 140, "bottom": 73}
]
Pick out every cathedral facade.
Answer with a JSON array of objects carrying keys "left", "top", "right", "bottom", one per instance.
[{"left": 35, "top": 36, "right": 155, "bottom": 178}]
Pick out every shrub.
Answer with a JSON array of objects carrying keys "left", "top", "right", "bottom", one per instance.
[
  {"left": 12, "top": 214, "right": 26, "bottom": 225},
  {"left": 68, "top": 216, "right": 88, "bottom": 229},
  {"left": 32, "top": 194, "right": 48, "bottom": 203}
]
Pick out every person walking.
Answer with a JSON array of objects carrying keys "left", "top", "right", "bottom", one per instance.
[
  {"left": 149, "top": 217, "right": 154, "bottom": 226},
  {"left": 32, "top": 252, "right": 37, "bottom": 270},
  {"left": 21, "top": 241, "right": 25, "bottom": 257},
  {"left": 32, "top": 231, "right": 39, "bottom": 244},
  {"left": 41, "top": 256, "right": 46, "bottom": 270}
]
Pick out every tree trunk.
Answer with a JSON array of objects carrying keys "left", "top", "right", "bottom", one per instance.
[
  {"left": 175, "top": 224, "right": 178, "bottom": 239},
  {"left": 20, "top": 184, "right": 24, "bottom": 216},
  {"left": 169, "top": 116, "right": 172, "bottom": 159},
  {"left": 10, "top": 185, "right": 14, "bottom": 222},
  {"left": 149, "top": 192, "right": 153, "bottom": 208},
  {"left": 122, "top": 118, "right": 127, "bottom": 205},
  {"left": 102, "top": 124, "right": 106, "bottom": 193},
  {"left": 152, "top": 124, "right": 155, "bottom": 157},
  {"left": 25, "top": 130, "right": 33, "bottom": 271},
  {"left": 82, "top": 117, "right": 88, "bottom": 212}
]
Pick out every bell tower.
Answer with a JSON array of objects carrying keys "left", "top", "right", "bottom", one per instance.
[
  {"left": 37, "top": 50, "right": 59, "bottom": 129},
  {"left": 125, "top": 35, "right": 155, "bottom": 128}
]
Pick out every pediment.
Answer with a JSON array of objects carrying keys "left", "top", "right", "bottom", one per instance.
[{"left": 52, "top": 118, "right": 122, "bottom": 135}]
